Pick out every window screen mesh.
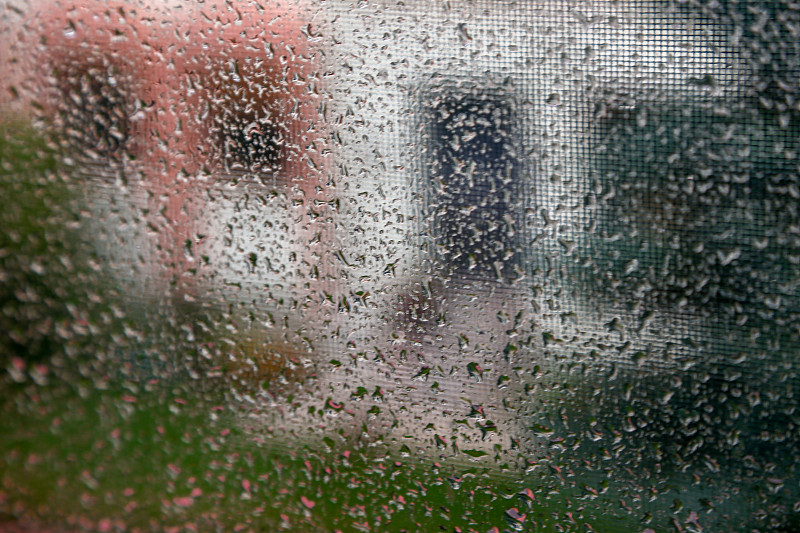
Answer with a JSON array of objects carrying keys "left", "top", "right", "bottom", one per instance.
[{"left": 1, "top": 1, "right": 800, "bottom": 531}]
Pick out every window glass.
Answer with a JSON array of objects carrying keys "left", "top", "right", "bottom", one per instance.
[{"left": 2, "top": 1, "right": 799, "bottom": 531}]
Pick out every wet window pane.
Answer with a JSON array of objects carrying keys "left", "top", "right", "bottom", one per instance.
[{"left": 2, "top": 1, "right": 800, "bottom": 531}]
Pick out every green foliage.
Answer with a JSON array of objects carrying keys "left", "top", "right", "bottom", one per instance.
[
  {"left": 0, "top": 377, "right": 635, "bottom": 532},
  {"left": 0, "top": 121, "right": 78, "bottom": 363}
]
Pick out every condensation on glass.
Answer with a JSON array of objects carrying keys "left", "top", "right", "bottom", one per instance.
[{"left": 1, "top": 1, "right": 799, "bottom": 531}]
